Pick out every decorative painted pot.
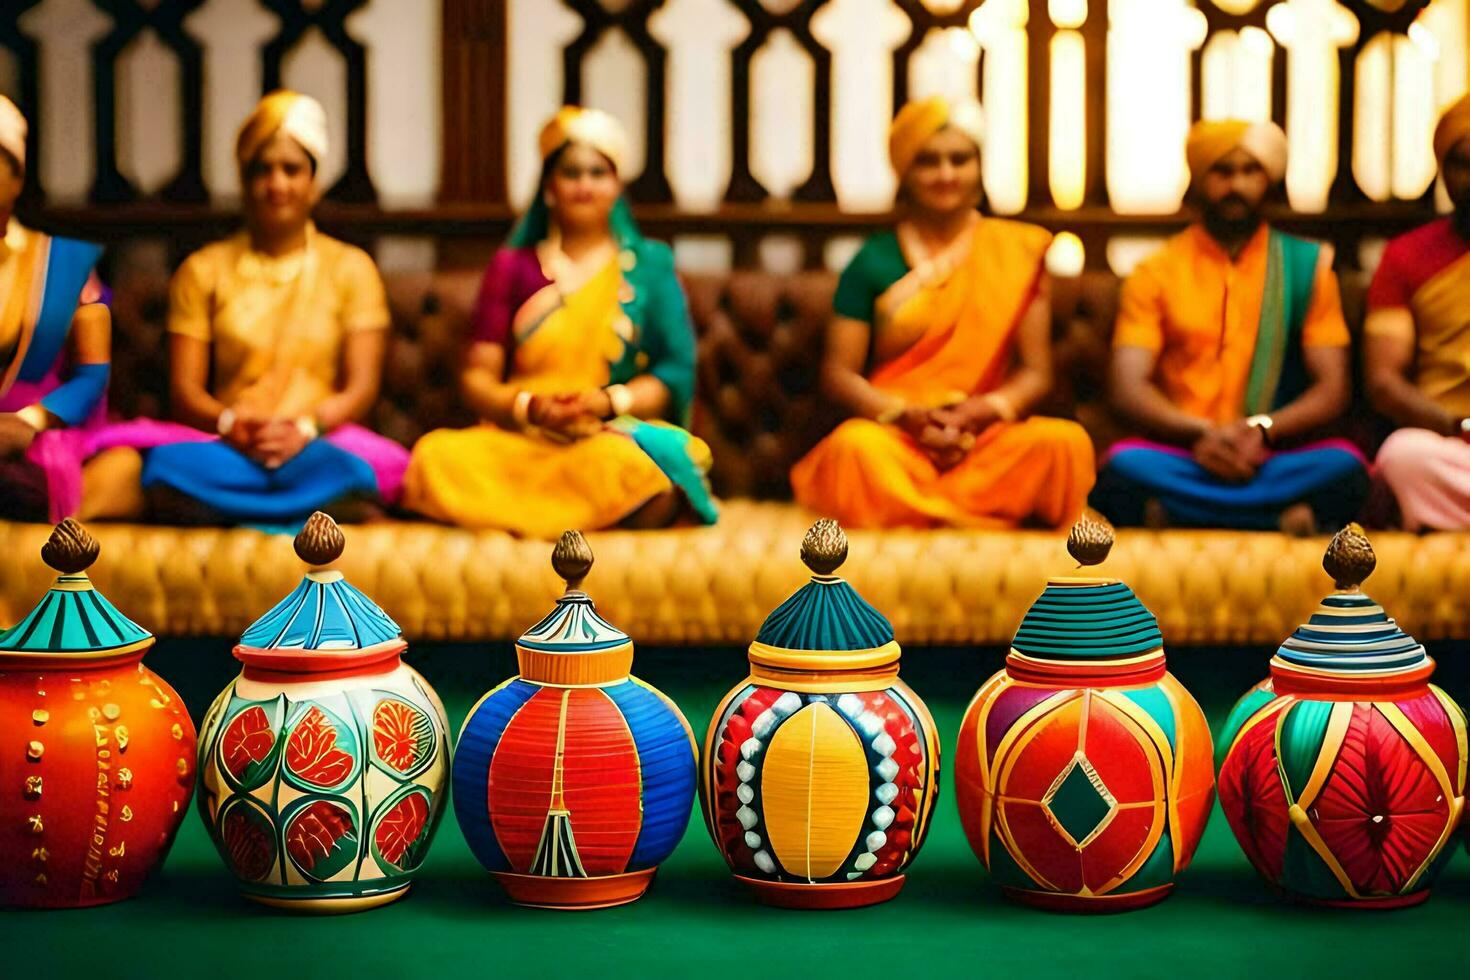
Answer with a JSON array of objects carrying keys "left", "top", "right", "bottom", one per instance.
[
  {"left": 0, "top": 520, "right": 196, "bottom": 908},
  {"left": 1217, "top": 524, "right": 1467, "bottom": 908},
  {"left": 955, "top": 518, "right": 1215, "bottom": 912},
  {"left": 196, "top": 514, "right": 450, "bottom": 914},
  {"left": 453, "top": 531, "right": 697, "bottom": 910},
  {"left": 701, "top": 520, "right": 940, "bottom": 910}
]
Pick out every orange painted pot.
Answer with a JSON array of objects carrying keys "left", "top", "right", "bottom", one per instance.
[{"left": 0, "top": 521, "right": 196, "bottom": 908}]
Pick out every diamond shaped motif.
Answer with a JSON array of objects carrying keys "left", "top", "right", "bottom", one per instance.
[{"left": 1044, "top": 755, "right": 1116, "bottom": 846}]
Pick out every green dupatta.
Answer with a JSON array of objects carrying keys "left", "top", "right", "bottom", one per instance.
[{"left": 1243, "top": 230, "right": 1321, "bottom": 416}]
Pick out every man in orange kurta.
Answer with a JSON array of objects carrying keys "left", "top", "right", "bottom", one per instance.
[{"left": 1092, "top": 120, "right": 1366, "bottom": 533}]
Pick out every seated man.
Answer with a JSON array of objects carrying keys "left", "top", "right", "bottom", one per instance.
[
  {"left": 791, "top": 96, "right": 1094, "bottom": 529},
  {"left": 1366, "top": 94, "right": 1470, "bottom": 531},
  {"left": 1091, "top": 119, "right": 1367, "bottom": 534}
]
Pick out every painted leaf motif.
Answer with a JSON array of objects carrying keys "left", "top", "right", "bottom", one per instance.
[
  {"left": 373, "top": 698, "right": 434, "bottom": 774},
  {"left": 285, "top": 706, "right": 355, "bottom": 789},
  {"left": 220, "top": 803, "right": 275, "bottom": 882},
  {"left": 375, "top": 791, "right": 432, "bottom": 870},
  {"left": 285, "top": 800, "right": 359, "bottom": 880},
  {"left": 221, "top": 705, "right": 277, "bottom": 786}
]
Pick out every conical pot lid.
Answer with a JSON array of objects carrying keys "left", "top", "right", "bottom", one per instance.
[{"left": 0, "top": 519, "right": 151, "bottom": 659}]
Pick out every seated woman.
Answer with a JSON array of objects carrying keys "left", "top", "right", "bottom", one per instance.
[
  {"left": 790, "top": 96, "right": 1094, "bottom": 529},
  {"left": 0, "top": 95, "right": 129, "bottom": 523},
  {"left": 123, "top": 91, "right": 406, "bottom": 526},
  {"left": 401, "top": 107, "right": 716, "bottom": 538}
]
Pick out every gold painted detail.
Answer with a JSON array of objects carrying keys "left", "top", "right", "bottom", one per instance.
[
  {"left": 24, "top": 775, "right": 42, "bottom": 798},
  {"left": 26, "top": 740, "right": 43, "bottom": 760},
  {"left": 27, "top": 814, "right": 43, "bottom": 834},
  {"left": 31, "top": 847, "right": 48, "bottom": 864},
  {"left": 108, "top": 842, "right": 126, "bottom": 858},
  {"left": 33, "top": 873, "right": 47, "bottom": 886},
  {"left": 32, "top": 709, "right": 48, "bottom": 725},
  {"left": 120, "top": 805, "right": 133, "bottom": 822},
  {"left": 176, "top": 758, "right": 189, "bottom": 777},
  {"left": 115, "top": 726, "right": 129, "bottom": 752},
  {"left": 102, "top": 703, "right": 121, "bottom": 721},
  {"left": 171, "top": 723, "right": 184, "bottom": 741},
  {"left": 116, "top": 767, "right": 133, "bottom": 790}
]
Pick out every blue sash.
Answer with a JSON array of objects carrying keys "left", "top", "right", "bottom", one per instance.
[{"left": 16, "top": 235, "right": 105, "bottom": 383}]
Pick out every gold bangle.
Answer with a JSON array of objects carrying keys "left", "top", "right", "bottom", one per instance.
[
  {"left": 982, "top": 392, "right": 1018, "bottom": 423},
  {"left": 875, "top": 399, "right": 907, "bottom": 425},
  {"left": 511, "top": 390, "right": 534, "bottom": 428},
  {"left": 604, "top": 383, "right": 634, "bottom": 418}
]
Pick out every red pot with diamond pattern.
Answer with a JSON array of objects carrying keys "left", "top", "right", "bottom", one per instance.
[{"left": 196, "top": 515, "right": 451, "bottom": 913}]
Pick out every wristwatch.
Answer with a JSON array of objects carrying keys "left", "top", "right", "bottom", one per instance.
[{"left": 1245, "top": 413, "right": 1274, "bottom": 445}]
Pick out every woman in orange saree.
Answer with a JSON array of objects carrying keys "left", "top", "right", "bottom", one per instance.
[{"left": 790, "top": 97, "right": 1094, "bottom": 529}]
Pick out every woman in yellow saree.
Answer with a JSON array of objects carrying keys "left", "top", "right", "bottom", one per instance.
[
  {"left": 790, "top": 96, "right": 1094, "bottom": 529},
  {"left": 401, "top": 107, "right": 716, "bottom": 538}
]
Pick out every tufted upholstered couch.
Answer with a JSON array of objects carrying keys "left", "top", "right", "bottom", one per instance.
[{"left": 3, "top": 257, "right": 1465, "bottom": 648}]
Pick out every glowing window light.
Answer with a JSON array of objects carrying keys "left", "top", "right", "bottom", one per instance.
[
  {"left": 1212, "top": 0, "right": 1262, "bottom": 13},
  {"left": 909, "top": 27, "right": 982, "bottom": 106},
  {"left": 1049, "top": 30, "right": 1086, "bottom": 209},
  {"left": 1391, "top": 31, "right": 1437, "bottom": 200},
  {"left": 1049, "top": 0, "right": 1088, "bottom": 29},
  {"left": 1267, "top": 0, "right": 1359, "bottom": 213},
  {"left": 969, "top": 0, "right": 1030, "bottom": 214},
  {"left": 1045, "top": 231, "right": 1086, "bottom": 276},
  {"left": 1106, "top": 0, "right": 1206, "bottom": 214},
  {"left": 1201, "top": 29, "right": 1275, "bottom": 122},
  {"left": 1106, "top": 235, "right": 1167, "bottom": 277},
  {"left": 1352, "top": 32, "right": 1394, "bottom": 202}
]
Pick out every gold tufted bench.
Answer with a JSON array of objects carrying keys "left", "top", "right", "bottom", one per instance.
[{"left": 2, "top": 504, "right": 1465, "bottom": 647}]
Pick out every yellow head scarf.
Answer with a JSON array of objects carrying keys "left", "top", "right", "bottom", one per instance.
[
  {"left": 1185, "top": 119, "right": 1287, "bottom": 185},
  {"left": 538, "top": 106, "right": 629, "bottom": 175},
  {"left": 1433, "top": 93, "right": 1470, "bottom": 166},
  {"left": 0, "top": 95, "right": 26, "bottom": 171},
  {"left": 888, "top": 96, "right": 985, "bottom": 178},
  {"left": 236, "top": 90, "right": 329, "bottom": 172}
]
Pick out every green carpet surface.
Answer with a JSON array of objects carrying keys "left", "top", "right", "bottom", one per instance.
[{"left": 7, "top": 641, "right": 1468, "bottom": 980}]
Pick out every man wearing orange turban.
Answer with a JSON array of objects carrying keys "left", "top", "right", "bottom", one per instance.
[
  {"left": 1364, "top": 93, "right": 1470, "bottom": 530},
  {"left": 1092, "top": 118, "right": 1365, "bottom": 534},
  {"left": 790, "top": 96, "right": 1095, "bottom": 530}
]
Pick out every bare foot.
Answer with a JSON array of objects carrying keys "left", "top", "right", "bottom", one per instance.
[
  {"left": 1278, "top": 502, "right": 1317, "bottom": 537},
  {"left": 1143, "top": 498, "right": 1169, "bottom": 530}
]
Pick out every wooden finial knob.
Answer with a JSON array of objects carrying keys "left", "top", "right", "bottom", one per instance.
[
  {"left": 42, "top": 518, "right": 99, "bottom": 574},
  {"left": 552, "top": 530, "right": 594, "bottom": 591},
  {"left": 801, "top": 519, "right": 848, "bottom": 575},
  {"left": 1067, "top": 514, "right": 1115, "bottom": 567},
  {"left": 1324, "top": 522, "right": 1375, "bottom": 590},
  {"left": 294, "top": 512, "right": 345, "bottom": 567}
]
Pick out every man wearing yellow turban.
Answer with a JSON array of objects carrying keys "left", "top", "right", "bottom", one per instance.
[
  {"left": 97, "top": 90, "right": 409, "bottom": 525},
  {"left": 0, "top": 95, "right": 120, "bottom": 522},
  {"left": 1365, "top": 93, "right": 1470, "bottom": 530},
  {"left": 1093, "top": 118, "right": 1365, "bottom": 534},
  {"left": 790, "top": 96, "right": 1094, "bottom": 529}
]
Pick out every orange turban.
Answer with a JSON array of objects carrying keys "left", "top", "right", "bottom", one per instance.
[
  {"left": 1433, "top": 93, "right": 1470, "bottom": 166},
  {"left": 538, "top": 106, "right": 629, "bottom": 175},
  {"left": 1185, "top": 119, "right": 1287, "bottom": 185},
  {"left": 888, "top": 96, "right": 985, "bottom": 177},
  {"left": 0, "top": 95, "right": 26, "bottom": 171},
  {"left": 235, "top": 90, "right": 328, "bottom": 171}
]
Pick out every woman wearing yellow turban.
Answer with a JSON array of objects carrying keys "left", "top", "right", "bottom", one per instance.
[
  {"left": 399, "top": 107, "right": 716, "bottom": 536},
  {"left": 789, "top": 96, "right": 1094, "bottom": 529},
  {"left": 103, "top": 90, "right": 407, "bottom": 525}
]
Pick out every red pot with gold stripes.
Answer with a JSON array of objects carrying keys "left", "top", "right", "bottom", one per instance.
[
  {"left": 0, "top": 521, "right": 196, "bottom": 908},
  {"left": 1217, "top": 525, "right": 1467, "bottom": 907},
  {"left": 954, "top": 519, "right": 1215, "bottom": 912}
]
